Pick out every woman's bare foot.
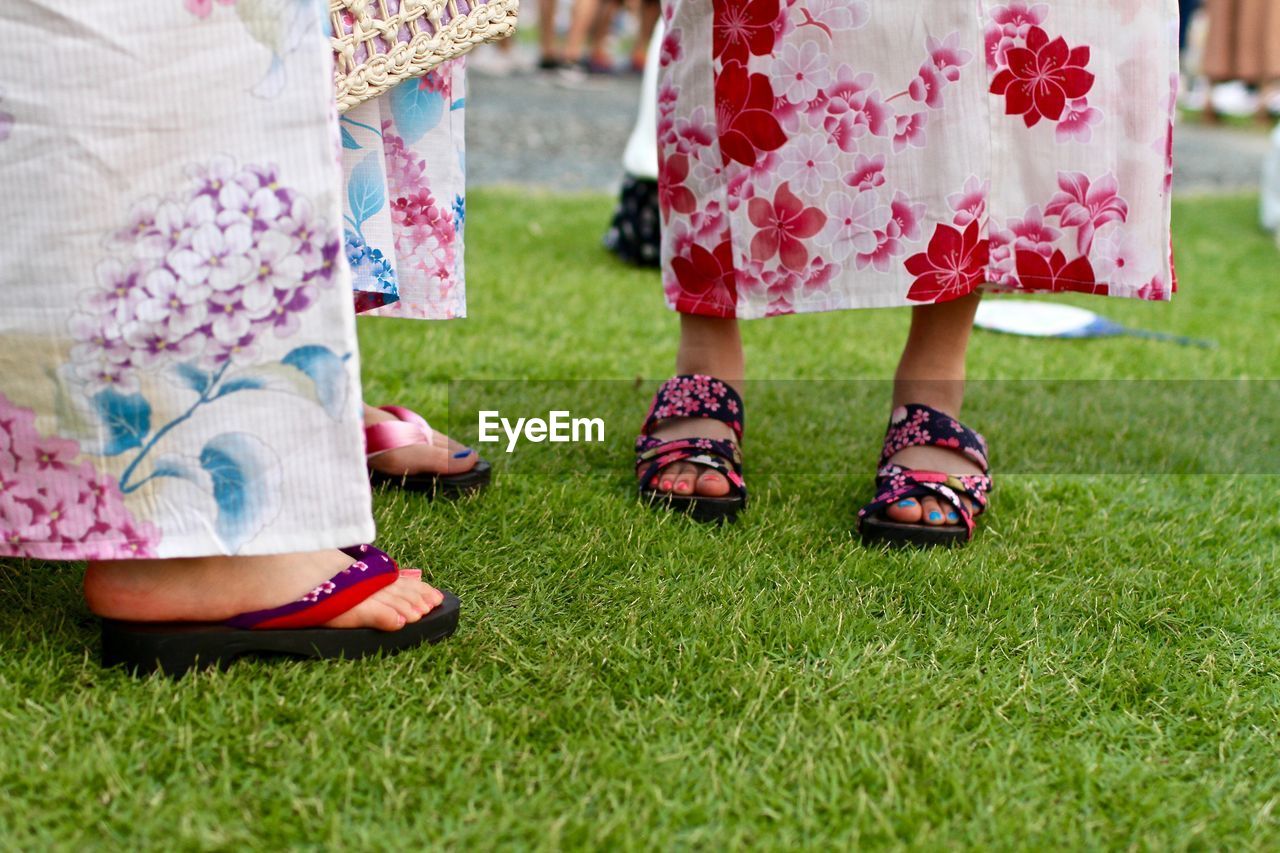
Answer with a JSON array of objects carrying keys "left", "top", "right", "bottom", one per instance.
[
  {"left": 645, "top": 314, "right": 745, "bottom": 498},
  {"left": 364, "top": 404, "right": 480, "bottom": 478},
  {"left": 84, "top": 550, "right": 444, "bottom": 631},
  {"left": 883, "top": 293, "right": 984, "bottom": 527}
]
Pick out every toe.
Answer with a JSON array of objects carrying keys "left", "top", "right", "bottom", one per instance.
[
  {"left": 672, "top": 466, "right": 698, "bottom": 496},
  {"left": 695, "top": 468, "right": 732, "bottom": 497},
  {"left": 921, "top": 497, "right": 947, "bottom": 526},
  {"left": 884, "top": 496, "right": 923, "bottom": 523},
  {"left": 656, "top": 462, "right": 687, "bottom": 493},
  {"left": 380, "top": 584, "right": 425, "bottom": 623}
]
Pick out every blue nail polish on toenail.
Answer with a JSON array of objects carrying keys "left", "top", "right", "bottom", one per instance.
[
  {"left": 899, "top": 499, "right": 917, "bottom": 508},
  {"left": 929, "top": 511, "right": 943, "bottom": 521},
  {"left": 947, "top": 512, "right": 958, "bottom": 522},
  {"left": 453, "top": 448, "right": 474, "bottom": 458}
]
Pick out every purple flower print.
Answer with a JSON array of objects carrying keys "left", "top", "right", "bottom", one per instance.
[
  {"left": 70, "top": 156, "right": 340, "bottom": 392},
  {"left": 0, "top": 394, "right": 160, "bottom": 558}
]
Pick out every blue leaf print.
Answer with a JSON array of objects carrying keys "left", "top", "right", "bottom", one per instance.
[
  {"left": 341, "top": 126, "right": 361, "bottom": 150},
  {"left": 389, "top": 78, "right": 444, "bottom": 144},
  {"left": 92, "top": 389, "right": 152, "bottom": 457},
  {"left": 217, "top": 375, "right": 268, "bottom": 396},
  {"left": 451, "top": 97, "right": 466, "bottom": 112},
  {"left": 199, "top": 433, "right": 281, "bottom": 553},
  {"left": 347, "top": 153, "right": 385, "bottom": 231},
  {"left": 281, "top": 345, "right": 349, "bottom": 419},
  {"left": 172, "top": 362, "right": 212, "bottom": 395}
]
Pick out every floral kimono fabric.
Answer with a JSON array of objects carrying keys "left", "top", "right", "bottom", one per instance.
[
  {"left": 340, "top": 62, "right": 468, "bottom": 319},
  {"left": 0, "top": 0, "right": 375, "bottom": 559},
  {"left": 658, "top": 1, "right": 1179, "bottom": 319}
]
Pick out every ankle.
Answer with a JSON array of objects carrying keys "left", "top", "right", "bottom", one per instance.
[{"left": 675, "top": 315, "right": 744, "bottom": 385}]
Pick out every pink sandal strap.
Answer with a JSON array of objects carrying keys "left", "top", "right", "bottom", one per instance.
[{"left": 365, "top": 406, "right": 436, "bottom": 459}]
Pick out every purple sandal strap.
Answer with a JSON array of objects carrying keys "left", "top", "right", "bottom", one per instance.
[
  {"left": 225, "top": 545, "right": 401, "bottom": 630},
  {"left": 640, "top": 375, "right": 745, "bottom": 442},
  {"left": 878, "top": 404, "right": 989, "bottom": 471}
]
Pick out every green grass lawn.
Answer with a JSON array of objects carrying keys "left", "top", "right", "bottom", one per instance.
[{"left": 2, "top": 192, "right": 1279, "bottom": 850}]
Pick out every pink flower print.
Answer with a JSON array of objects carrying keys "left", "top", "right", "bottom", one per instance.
[
  {"left": 777, "top": 135, "right": 840, "bottom": 197},
  {"left": 658, "top": 153, "right": 697, "bottom": 222},
  {"left": 776, "top": 40, "right": 832, "bottom": 104},
  {"left": 660, "top": 24, "right": 683, "bottom": 67},
  {"left": 1044, "top": 171, "right": 1129, "bottom": 254},
  {"left": 904, "top": 220, "right": 990, "bottom": 303},
  {"left": 184, "top": 0, "right": 236, "bottom": 18},
  {"left": 927, "top": 32, "right": 975, "bottom": 80},
  {"left": 169, "top": 222, "right": 254, "bottom": 291},
  {"left": 990, "top": 205, "right": 1061, "bottom": 278},
  {"left": 673, "top": 106, "right": 716, "bottom": 156},
  {"left": 1055, "top": 98, "right": 1102, "bottom": 143},
  {"left": 821, "top": 192, "right": 888, "bottom": 262},
  {"left": 892, "top": 112, "right": 927, "bottom": 153},
  {"left": 1094, "top": 228, "right": 1157, "bottom": 293},
  {"left": 843, "top": 154, "right": 887, "bottom": 192},
  {"left": 796, "top": 0, "right": 870, "bottom": 35},
  {"left": 855, "top": 192, "right": 924, "bottom": 272},
  {"left": 985, "top": 25, "right": 1016, "bottom": 73},
  {"left": 991, "top": 2, "right": 1049, "bottom": 39},
  {"left": 909, "top": 63, "right": 946, "bottom": 110},
  {"left": 822, "top": 66, "right": 892, "bottom": 151},
  {"left": 990, "top": 26, "right": 1095, "bottom": 128},
  {"left": 747, "top": 182, "right": 828, "bottom": 272},
  {"left": 947, "top": 176, "right": 989, "bottom": 227}
]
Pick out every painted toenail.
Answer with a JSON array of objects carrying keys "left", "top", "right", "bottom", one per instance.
[
  {"left": 899, "top": 499, "right": 917, "bottom": 508},
  {"left": 947, "top": 512, "right": 958, "bottom": 522},
  {"left": 661, "top": 480, "right": 673, "bottom": 490},
  {"left": 453, "top": 448, "right": 474, "bottom": 458},
  {"left": 929, "top": 511, "right": 943, "bottom": 521}
]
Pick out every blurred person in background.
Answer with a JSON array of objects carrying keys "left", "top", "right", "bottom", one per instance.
[
  {"left": 1201, "top": 0, "right": 1280, "bottom": 120},
  {"left": 539, "top": 0, "right": 602, "bottom": 75}
]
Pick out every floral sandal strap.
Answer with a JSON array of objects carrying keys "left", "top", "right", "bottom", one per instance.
[
  {"left": 635, "top": 435, "right": 746, "bottom": 497},
  {"left": 858, "top": 404, "right": 993, "bottom": 539},
  {"left": 640, "top": 374, "right": 744, "bottom": 442},
  {"left": 225, "top": 545, "right": 401, "bottom": 630}
]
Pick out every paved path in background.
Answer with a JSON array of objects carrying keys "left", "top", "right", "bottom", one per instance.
[{"left": 468, "top": 69, "right": 1274, "bottom": 197}]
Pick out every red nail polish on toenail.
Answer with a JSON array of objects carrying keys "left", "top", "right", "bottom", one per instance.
[{"left": 661, "top": 480, "right": 673, "bottom": 490}]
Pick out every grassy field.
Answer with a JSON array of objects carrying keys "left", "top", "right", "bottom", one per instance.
[{"left": 1, "top": 192, "right": 1278, "bottom": 850}]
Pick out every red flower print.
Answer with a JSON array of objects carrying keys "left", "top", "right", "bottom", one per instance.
[
  {"left": 713, "top": 0, "right": 779, "bottom": 66},
  {"left": 747, "top": 182, "right": 828, "bottom": 272},
  {"left": 670, "top": 239, "right": 739, "bottom": 316},
  {"left": 990, "top": 26, "right": 1094, "bottom": 128},
  {"left": 658, "top": 154, "right": 697, "bottom": 222},
  {"left": 1014, "top": 248, "right": 1106, "bottom": 295},
  {"left": 1044, "top": 171, "right": 1129, "bottom": 254},
  {"left": 904, "top": 220, "right": 990, "bottom": 302},
  {"left": 715, "top": 60, "right": 788, "bottom": 167}
]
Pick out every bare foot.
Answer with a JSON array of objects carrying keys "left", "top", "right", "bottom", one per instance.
[
  {"left": 365, "top": 404, "right": 479, "bottom": 478},
  {"left": 84, "top": 549, "right": 444, "bottom": 631},
  {"left": 644, "top": 416, "right": 737, "bottom": 498}
]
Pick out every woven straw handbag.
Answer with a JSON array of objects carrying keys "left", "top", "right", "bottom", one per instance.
[{"left": 331, "top": 0, "right": 519, "bottom": 112}]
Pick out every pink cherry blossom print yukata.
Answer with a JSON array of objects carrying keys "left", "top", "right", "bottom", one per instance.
[
  {"left": 0, "top": 0, "right": 375, "bottom": 559},
  {"left": 658, "top": 1, "right": 1179, "bottom": 319}
]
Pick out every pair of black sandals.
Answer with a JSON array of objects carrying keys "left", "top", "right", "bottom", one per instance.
[{"left": 636, "top": 375, "right": 992, "bottom": 547}]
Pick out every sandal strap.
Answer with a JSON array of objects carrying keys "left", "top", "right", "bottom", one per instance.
[
  {"left": 635, "top": 436, "right": 746, "bottom": 497},
  {"left": 857, "top": 467, "right": 992, "bottom": 538},
  {"left": 640, "top": 375, "right": 745, "bottom": 442},
  {"left": 226, "top": 545, "right": 401, "bottom": 630},
  {"left": 365, "top": 406, "right": 435, "bottom": 458},
  {"left": 878, "top": 403, "right": 989, "bottom": 471}
]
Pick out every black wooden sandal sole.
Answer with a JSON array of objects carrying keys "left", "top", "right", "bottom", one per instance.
[
  {"left": 858, "top": 514, "right": 969, "bottom": 548},
  {"left": 101, "top": 592, "right": 461, "bottom": 677},
  {"left": 370, "top": 459, "right": 491, "bottom": 498},
  {"left": 639, "top": 486, "right": 745, "bottom": 524}
]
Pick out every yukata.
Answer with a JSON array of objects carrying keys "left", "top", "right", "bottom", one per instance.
[
  {"left": 658, "top": 1, "right": 1179, "bottom": 319},
  {"left": 0, "top": 0, "right": 387, "bottom": 559}
]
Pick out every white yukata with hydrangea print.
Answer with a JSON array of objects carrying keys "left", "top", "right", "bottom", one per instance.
[{"left": 0, "top": 0, "right": 376, "bottom": 559}]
